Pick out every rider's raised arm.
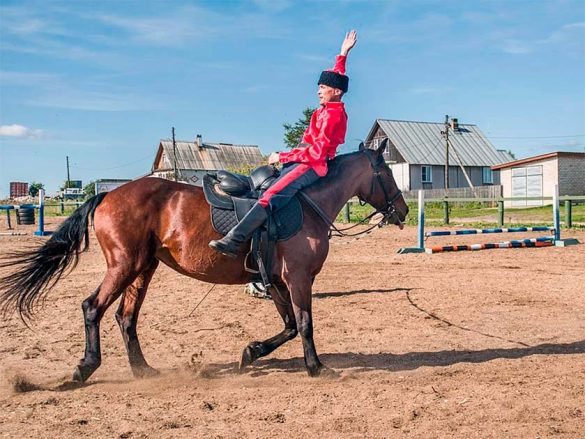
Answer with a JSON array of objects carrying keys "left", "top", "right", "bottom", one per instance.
[
  {"left": 340, "top": 30, "right": 357, "bottom": 57},
  {"left": 331, "top": 30, "right": 357, "bottom": 74}
]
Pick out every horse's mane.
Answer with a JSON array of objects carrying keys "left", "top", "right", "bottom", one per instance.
[{"left": 319, "top": 150, "right": 364, "bottom": 181}]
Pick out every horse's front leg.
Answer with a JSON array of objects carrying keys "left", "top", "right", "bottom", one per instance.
[
  {"left": 286, "top": 274, "right": 333, "bottom": 377},
  {"left": 239, "top": 281, "right": 298, "bottom": 370}
]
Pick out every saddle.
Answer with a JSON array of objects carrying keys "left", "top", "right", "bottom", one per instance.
[{"left": 202, "top": 165, "right": 304, "bottom": 287}]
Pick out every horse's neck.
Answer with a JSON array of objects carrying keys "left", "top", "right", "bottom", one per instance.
[{"left": 305, "top": 158, "right": 366, "bottom": 221}]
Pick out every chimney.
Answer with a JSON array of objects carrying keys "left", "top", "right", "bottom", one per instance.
[
  {"left": 450, "top": 118, "right": 459, "bottom": 131},
  {"left": 195, "top": 134, "right": 203, "bottom": 150}
]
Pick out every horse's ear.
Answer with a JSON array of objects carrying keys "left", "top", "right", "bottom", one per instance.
[
  {"left": 376, "top": 138, "right": 388, "bottom": 155},
  {"left": 358, "top": 142, "right": 365, "bottom": 151}
]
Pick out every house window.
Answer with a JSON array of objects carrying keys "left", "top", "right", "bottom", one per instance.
[
  {"left": 483, "top": 167, "right": 493, "bottom": 184},
  {"left": 422, "top": 166, "right": 432, "bottom": 183}
]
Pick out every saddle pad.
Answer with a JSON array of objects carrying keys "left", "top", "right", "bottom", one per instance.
[{"left": 210, "top": 196, "right": 303, "bottom": 242}]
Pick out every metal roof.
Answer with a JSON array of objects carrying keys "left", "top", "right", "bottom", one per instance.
[
  {"left": 153, "top": 140, "right": 264, "bottom": 171},
  {"left": 492, "top": 151, "right": 585, "bottom": 170},
  {"left": 368, "top": 119, "right": 513, "bottom": 167}
]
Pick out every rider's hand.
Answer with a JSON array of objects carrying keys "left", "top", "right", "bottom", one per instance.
[
  {"left": 268, "top": 152, "right": 280, "bottom": 165},
  {"left": 340, "top": 30, "right": 357, "bottom": 56}
]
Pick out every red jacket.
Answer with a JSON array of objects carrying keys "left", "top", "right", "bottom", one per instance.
[{"left": 278, "top": 55, "right": 348, "bottom": 177}]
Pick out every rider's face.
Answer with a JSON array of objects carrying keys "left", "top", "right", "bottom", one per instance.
[{"left": 318, "top": 84, "right": 342, "bottom": 105}]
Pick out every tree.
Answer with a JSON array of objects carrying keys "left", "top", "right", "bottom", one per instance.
[
  {"left": 227, "top": 161, "right": 263, "bottom": 176},
  {"left": 283, "top": 107, "right": 316, "bottom": 149},
  {"left": 83, "top": 181, "right": 96, "bottom": 199},
  {"left": 28, "top": 182, "right": 44, "bottom": 197}
]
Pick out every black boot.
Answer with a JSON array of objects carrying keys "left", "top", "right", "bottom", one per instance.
[{"left": 209, "top": 203, "right": 268, "bottom": 258}]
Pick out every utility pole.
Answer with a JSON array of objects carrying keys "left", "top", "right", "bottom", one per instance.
[
  {"left": 66, "top": 155, "right": 71, "bottom": 188},
  {"left": 172, "top": 127, "right": 178, "bottom": 182},
  {"left": 442, "top": 115, "right": 449, "bottom": 190}
]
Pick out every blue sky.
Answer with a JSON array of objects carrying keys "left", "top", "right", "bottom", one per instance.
[{"left": 1, "top": 0, "right": 584, "bottom": 197}]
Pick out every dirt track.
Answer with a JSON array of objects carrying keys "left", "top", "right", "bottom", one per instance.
[{"left": 1, "top": 218, "right": 584, "bottom": 438}]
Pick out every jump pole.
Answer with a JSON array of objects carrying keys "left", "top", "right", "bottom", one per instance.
[
  {"left": 397, "top": 190, "right": 425, "bottom": 253},
  {"left": 34, "top": 189, "right": 52, "bottom": 237},
  {"left": 398, "top": 184, "right": 579, "bottom": 254}
]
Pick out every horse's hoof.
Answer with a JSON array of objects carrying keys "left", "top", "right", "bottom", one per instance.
[
  {"left": 239, "top": 342, "right": 264, "bottom": 371},
  {"left": 319, "top": 366, "right": 340, "bottom": 379},
  {"left": 308, "top": 364, "right": 338, "bottom": 378},
  {"left": 72, "top": 366, "right": 88, "bottom": 383},
  {"left": 239, "top": 346, "right": 255, "bottom": 372},
  {"left": 133, "top": 365, "right": 160, "bottom": 379}
]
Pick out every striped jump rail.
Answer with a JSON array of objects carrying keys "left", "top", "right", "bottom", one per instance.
[
  {"left": 426, "top": 237, "right": 555, "bottom": 254},
  {"left": 425, "top": 226, "right": 555, "bottom": 237},
  {"left": 397, "top": 185, "right": 580, "bottom": 254}
]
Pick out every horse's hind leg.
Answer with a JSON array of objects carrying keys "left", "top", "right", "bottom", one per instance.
[
  {"left": 115, "top": 259, "right": 159, "bottom": 378},
  {"left": 239, "top": 281, "right": 298, "bottom": 370},
  {"left": 73, "top": 268, "right": 138, "bottom": 383}
]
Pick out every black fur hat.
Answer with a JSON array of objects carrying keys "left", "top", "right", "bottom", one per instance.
[{"left": 318, "top": 71, "right": 349, "bottom": 93}]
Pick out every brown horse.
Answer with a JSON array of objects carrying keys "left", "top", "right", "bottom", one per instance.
[{"left": 0, "top": 141, "right": 408, "bottom": 382}]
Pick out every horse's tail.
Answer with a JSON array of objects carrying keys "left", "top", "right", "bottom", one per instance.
[{"left": 0, "top": 192, "right": 108, "bottom": 323}]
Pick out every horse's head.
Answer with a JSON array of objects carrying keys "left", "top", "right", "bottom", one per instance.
[{"left": 357, "top": 140, "right": 409, "bottom": 229}]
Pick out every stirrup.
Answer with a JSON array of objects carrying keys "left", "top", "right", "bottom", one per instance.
[{"left": 209, "top": 239, "right": 240, "bottom": 258}]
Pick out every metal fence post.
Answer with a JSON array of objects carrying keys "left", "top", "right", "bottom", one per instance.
[
  {"left": 343, "top": 203, "right": 350, "bottom": 223},
  {"left": 443, "top": 201, "right": 449, "bottom": 225},
  {"left": 564, "top": 200, "right": 572, "bottom": 229},
  {"left": 498, "top": 201, "right": 504, "bottom": 227}
]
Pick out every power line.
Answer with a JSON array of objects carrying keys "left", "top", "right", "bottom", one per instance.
[
  {"left": 74, "top": 155, "right": 152, "bottom": 171},
  {"left": 487, "top": 134, "right": 585, "bottom": 139}
]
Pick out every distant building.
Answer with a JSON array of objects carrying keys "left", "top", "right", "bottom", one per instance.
[
  {"left": 62, "top": 188, "right": 84, "bottom": 200},
  {"left": 151, "top": 134, "right": 264, "bottom": 186},
  {"left": 364, "top": 119, "right": 514, "bottom": 193},
  {"left": 10, "top": 182, "right": 28, "bottom": 198},
  {"left": 492, "top": 151, "right": 585, "bottom": 207}
]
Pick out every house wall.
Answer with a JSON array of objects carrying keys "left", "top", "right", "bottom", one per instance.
[
  {"left": 389, "top": 163, "right": 410, "bottom": 191},
  {"left": 558, "top": 155, "right": 585, "bottom": 196},
  {"left": 151, "top": 169, "right": 208, "bottom": 186},
  {"left": 499, "top": 157, "right": 558, "bottom": 207},
  {"left": 408, "top": 165, "right": 493, "bottom": 190}
]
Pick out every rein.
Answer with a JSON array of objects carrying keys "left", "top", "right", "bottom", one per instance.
[
  {"left": 298, "top": 149, "right": 403, "bottom": 238},
  {"left": 298, "top": 192, "right": 383, "bottom": 238}
]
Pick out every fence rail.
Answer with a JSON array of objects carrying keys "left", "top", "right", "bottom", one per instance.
[
  {"left": 402, "top": 185, "right": 502, "bottom": 200},
  {"left": 344, "top": 195, "right": 585, "bottom": 228}
]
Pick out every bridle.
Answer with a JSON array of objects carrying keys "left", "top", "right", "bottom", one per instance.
[
  {"left": 360, "top": 149, "right": 404, "bottom": 228},
  {"left": 298, "top": 149, "right": 404, "bottom": 238}
]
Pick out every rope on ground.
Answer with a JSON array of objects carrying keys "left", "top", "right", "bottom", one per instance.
[
  {"left": 188, "top": 284, "right": 216, "bottom": 317},
  {"left": 405, "top": 290, "right": 531, "bottom": 348}
]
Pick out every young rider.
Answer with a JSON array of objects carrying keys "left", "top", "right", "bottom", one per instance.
[{"left": 209, "top": 30, "right": 358, "bottom": 258}]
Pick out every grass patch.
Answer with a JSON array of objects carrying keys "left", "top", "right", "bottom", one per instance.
[{"left": 337, "top": 200, "right": 585, "bottom": 227}]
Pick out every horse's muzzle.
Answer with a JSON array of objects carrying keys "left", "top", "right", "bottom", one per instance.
[{"left": 383, "top": 204, "right": 408, "bottom": 230}]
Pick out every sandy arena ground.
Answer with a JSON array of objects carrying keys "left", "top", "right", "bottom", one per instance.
[{"left": 1, "top": 217, "right": 584, "bottom": 438}]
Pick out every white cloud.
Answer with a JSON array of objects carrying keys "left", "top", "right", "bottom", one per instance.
[
  {"left": 501, "top": 39, "right": 534, "bottom": 55},
  {"left": 28, "top": 87, "right": 165, "bottom": 112},
  {"left": 297, "top": 53, "right": 330, "bottom": 63},
  {"left": 0, "top": 124, "right": 43, "bottom": 139},
  {"left": 409, "top": 86, "right": 451, "bottom": 95},
  {"left": 501, "top": 21, "right": 585, "bottom": 55},
  {"left": 92, "top": 5, "right": 288, "bottom": 47}
]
